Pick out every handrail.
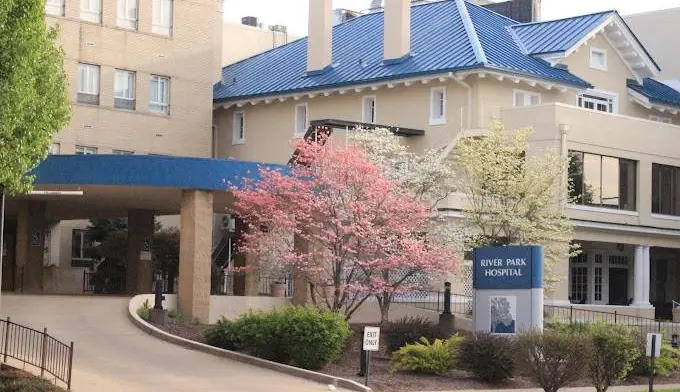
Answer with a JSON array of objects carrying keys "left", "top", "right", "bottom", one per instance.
[
  {"left": 0, "top": 316, "right": 74, "bottom": 390},
  {"left": 674, "top": 300, "right": 680, "bottom": 309}
]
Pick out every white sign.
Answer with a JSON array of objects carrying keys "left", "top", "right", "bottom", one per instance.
[
  {"left": 647, "top": 333, "right": 662, "bottom": 357},
  {"left": 363, "top": 326, "right": 380, "bottom": 352},
  {"left": 139, "top": 251, "right": 152, "bottom": 261}
]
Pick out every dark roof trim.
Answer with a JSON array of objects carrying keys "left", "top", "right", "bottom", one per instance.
[{"left": 309, "top": 119, "right": 425, "bottom": 137}]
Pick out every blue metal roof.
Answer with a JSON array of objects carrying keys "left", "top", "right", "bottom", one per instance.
[
  {"left": 627, "top": 78, "right": 680, "bottom": 109},
  {"left": 214, "top": 0, "right": 592, "bottom": 103},
  {"left": 33, "top": 155, "right": 283, "bottom": 191},
  {"left": 509, "top": 11, "right": 614, "bottom": 55}
]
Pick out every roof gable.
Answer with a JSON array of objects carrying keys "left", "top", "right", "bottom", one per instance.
[{"left": 510, "top": 11, "right": 660, "bottom": 82}]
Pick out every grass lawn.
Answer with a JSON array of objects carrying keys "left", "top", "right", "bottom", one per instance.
[
  {"left": 635, "top": 389, "right": 680, "bottom": 392},
  {"left": 0, "top": 365, "right": 66, "bottom": 392}
]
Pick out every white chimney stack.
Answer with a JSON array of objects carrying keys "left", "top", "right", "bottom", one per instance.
[
  {"left": 384, "top": 0, "right": 412, "bottom": 62},
  {"left": 307, "top": 0, "right": 333, "bottom": 73}
]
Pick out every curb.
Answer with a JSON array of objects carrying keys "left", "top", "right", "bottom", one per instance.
[{"left": 127, "top": 299, "right": 371, "bottom": 392}]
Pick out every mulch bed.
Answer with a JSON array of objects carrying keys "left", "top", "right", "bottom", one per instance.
[
  {"left": 0, "top": 364, "right": 67, "bottom": 392},
  {"left": 150, "top": 319, "right": 680, "bottom": 392}
]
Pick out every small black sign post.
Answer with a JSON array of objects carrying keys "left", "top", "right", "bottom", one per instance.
[
  {"left": 647, "top": 333, "right": 661, "bottom": 392},
  {"left": 362, "top": 326, "right": 380, "bottom": 387}
]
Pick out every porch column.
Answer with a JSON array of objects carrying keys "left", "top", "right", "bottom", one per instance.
[
  {"left": 292, "top": 232, "right": 311, "bottom": 305},
  {"left": 633, "top": 245, "right": 651, "bottom": 307},
  {"left": 15, "top": 201, "right": 46, "bottom": 293},
  {"left": 178, "top": 190, "right": 213, "bottom": 323},
  {"left": 643, "top": 245, "right": 652, "bottom": 305},
  {"left": 126, "top": 209, "right": 155, "bottom": 294}
]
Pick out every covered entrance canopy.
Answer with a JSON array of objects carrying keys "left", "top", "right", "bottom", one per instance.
[{"left": 3, "top": 154, "right": 279, "bottom": 323}]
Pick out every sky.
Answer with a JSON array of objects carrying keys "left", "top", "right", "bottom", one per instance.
[{"left": 223, "top": 0, "right": 680, "bottom": 36}]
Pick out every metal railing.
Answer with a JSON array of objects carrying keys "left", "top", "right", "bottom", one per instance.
[
  {"left": 0, "top": 317, "right": 74, "bottom": 390},
  {"left": 673, "top": 300, "right": 680, "bottom": 309},
  {"left": 392, "top": 290, "right": 473, "bottom": 316},
  {"left": 83, "top": 271, "right": 126, "bottom": 294},
  {"left": 544, "top": 305, "right": 680, "bottom": 342}
]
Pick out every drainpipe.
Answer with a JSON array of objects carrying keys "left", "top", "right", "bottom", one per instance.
[
  {"left": 453, "top": 75, "right": 472, "bottom": 130},
  {"left": 559, "top": 124, "right": 570, "bottom": 210}
]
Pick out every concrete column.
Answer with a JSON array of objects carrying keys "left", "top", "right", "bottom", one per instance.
[
  {"left": 633, "top": 245, "right": 651, "bottom": 306},
  {"left": 15, "top": 201, "right": 47, "bottom": 293},
  {"left": 178, "top": 190, "right": 213, "bottom": 323},
  {"left": 126, "top": 210, "right": 155, "bottom": 294},
  {"left": 292, "top": 233, "right": 311, "bottom": 305},
  {"left": 643, "top": 246, "right": 652, "bottom": 305},
  {"left": 232, "top": 218, "right": 258, "bottom": 296}
]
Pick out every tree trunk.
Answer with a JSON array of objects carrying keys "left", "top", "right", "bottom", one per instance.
[{"left": 379, "top": 299, "right": 390, "bottom": 327}]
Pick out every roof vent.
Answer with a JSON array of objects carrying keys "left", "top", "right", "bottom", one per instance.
[
  {"left": 241, "top": 16, "right": 259, "bottom": 27},
  {"left": 554, "top": 63, "right": 569, "bottom": 71}
]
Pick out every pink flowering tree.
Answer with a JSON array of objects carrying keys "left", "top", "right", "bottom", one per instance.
[{"left": 233, "top": 136, "right": 457, "bottom": 324}]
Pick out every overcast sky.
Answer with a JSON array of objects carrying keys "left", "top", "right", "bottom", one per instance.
[{"left": 223, "top": 0, "right": 680, "bottom": 36}]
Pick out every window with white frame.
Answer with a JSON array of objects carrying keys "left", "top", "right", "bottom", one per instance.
[
  {"left": 362, "top": 96, "right": 376, "bottom": 124},
  {"left": 294, "top": 104, "right": 308, "bottom": 137},
  {"left": 80, "top": 0, "right": 102, "bottom": 23},
  {"left": 112, "top": 150, "right": 134, "bottom": 155},
  {"left": 430, "top": 87, "right": 446, "bottom": 125},
  {"left": 114, "top": 70, "right": 136, "bottom": 110},
  {"left": 232, "top": 111, "right": 245, "bottom": 144},
  {"left": 49, "top": 143, "right": 61, "bottom": 155},
  {"left": 513, "top": 89, "right": 541, "bottom": 107},
  {"left": 72, "top": 229, "right": 94, "bottom": 267},
  {"left": 578, "top": 91, "right": 617, "bottom": 113},
  {"left": 45, "top": 0, "right": 64, "bottom": 16},
  {"left": 590, "top": 48, "right": 607, "bottom": 71},
  {"left": 117, "top": 0, "right": 139, "bottom": 29},
  {"left": 75, "top": 145, "right": 98, "bottom": 155},
  {"left": 149, "top": 75, "right": 170, "bottom": 114},
  {"left": 78, "top": 64, "right": 100, "bottom": 105},
  {"left": 649, "top": 115, "right": 673, "bottom": 124},
  {"left": 152, "top": 0, "right": 173, "bottom": 36}
]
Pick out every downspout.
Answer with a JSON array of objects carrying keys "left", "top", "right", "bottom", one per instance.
[
  {"left": 454, "top": 76, "right": 472, "bottom": 130},
  {"left": 558, "top": 124, "right": 570, "bottom": 210}
]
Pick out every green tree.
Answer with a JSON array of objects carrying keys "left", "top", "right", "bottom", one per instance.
[
  {"left": 0, "top": 0, "right": 70, "bottom": 194},
  {"left": 454, "top": 124, "right": 576, "bottom": 290}
]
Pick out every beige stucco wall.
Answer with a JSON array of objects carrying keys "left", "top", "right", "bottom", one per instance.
[
  {"left": 222, "top": 22, "right": 301, "bottom": 66},
  {"left": 47, "top": 0, "right": 222, "bottom": 157},
  {"left": 626, "top": 8, "right": 680, "bottom": 80}
]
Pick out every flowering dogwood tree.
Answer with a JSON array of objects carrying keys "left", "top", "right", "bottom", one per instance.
[
  {"left": 454, "top": 124, "right": 575, "bottom": 289},
  {"left": 233, "top": 136, "right": 457, "bottom": 323}
]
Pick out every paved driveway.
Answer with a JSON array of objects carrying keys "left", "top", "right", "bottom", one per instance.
[{"left": 1, "top": 295, "right": 346, "bottom": 392}]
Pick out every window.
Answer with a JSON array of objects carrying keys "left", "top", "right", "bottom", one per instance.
[
  {"left": 578, "top": 91, "right": 617, "bottom": 113},
  {"left": 48, "top": 143, "right": 61, "bottom": 155},
  {"left": 294, "top": 104, "right": 308, "bottom": 137},
  {"left": 590, "top": 48, "right": 607, "bottom": 71},
  {"left": 429, "top": 87, "right": 446, "bottom": 125},
  {"left": 80, "top": 0, "right": 102, "bottom": 23},
  {"left": 152, "top": 0, "right": 173, "bottom": 36},
  {"left": 652, "top": 164, "right": 680, "bottom": 216},
  {"left": 71, "top": 230, "right": 94, "bottom": 267},
  {"left": 362, "top": 96, "right": 376, "bottom": 124},
  {"left": 569, "top": 151, "right": 637, "bottom": 211},
  {"left": 112, "top": 150, "right": 134, "bottom": 155},
  {"left": 570, "top": 265, "right": 588, "bottom": 304},
  {"left": 45, "top": 0, "right": 64, "bottom": 16},
  {"left": 649, "top": 115, "right": 672, "bottom": 124},
  {"left": 75, "top": 145, "right": 98, "bottom": 155},
  {"left": 232, "top": 111, "right": 245, "bottom": 145},
  {"left": 149, "top": 75, "right": 170, "bottom": 115},
  {"left": 114, "top": 70, "right": 136, "bottom": 110},
  {"left": 78, "top": 64, "right": 100, "bottom": 105},
  {"left": 594, "top": 266, "right": 603, "bottom": 302},
  {"left": 117, "top": 0, "right": 138, "bottom": 29},
  {"left": 513, "top": 89, "right": 541, "bottom": 107}
]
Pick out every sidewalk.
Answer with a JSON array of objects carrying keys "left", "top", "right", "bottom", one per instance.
[{"left": 429, "top": 385, "right": 680, "bottom": 392}]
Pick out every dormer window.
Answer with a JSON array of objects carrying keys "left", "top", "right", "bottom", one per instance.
[
  {"left": 590, "top": 48, "right": 607, "bottom": 71},
  {"left": 578, "top": 90, "right": 617, "bottom": 114}
]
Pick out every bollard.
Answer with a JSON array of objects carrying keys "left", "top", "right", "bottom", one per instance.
[
  {"left": 672, "top": 334, "right": 679, "bottom": 348},
  {"left": 443, "top": 282, "right": 452, "bottom": 315}
]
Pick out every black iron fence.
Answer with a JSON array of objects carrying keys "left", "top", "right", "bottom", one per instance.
[
  {"left": 545, "top": 305, "right": 680, "bottom": 342},
  {"left": 392, "top": 290, "right": 473, "bottom": 316},
  {"left": 0, "top": 317, "right": 74, "bottom": 390},
  {"left": 82, "top": 271, "right": 126, "bottom": 294}
]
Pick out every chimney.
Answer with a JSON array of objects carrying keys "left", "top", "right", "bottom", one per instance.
[
  {"left": 383, "top": 0, "right": 412, "bottom": 63},
  {"left": 307, "top": 0, "right": 333, "bottom": 74}
]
